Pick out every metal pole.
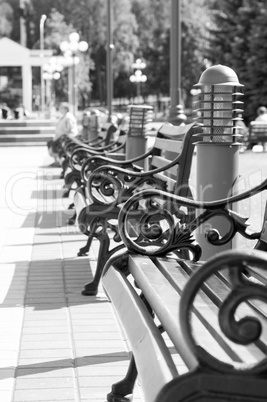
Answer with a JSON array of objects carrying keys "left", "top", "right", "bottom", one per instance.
[
  {"left": 107, "top": 0, "right": 113, "bottom": 122},
  {"left": 72, "top": 55, "right": 76, "bottom": 116},
  {"left": 137, "top": 82, "right": 141, "bottom": 101},
  {"left": 169, "top": 0, "right": 180, "bottom": 116},
  {"left": 19, "top": 0, "right": 27, "bottom": 46},
  {"left": 169, "top": 0, "right": 186, "bottom": 124},
  {"left": 40, "top": 14, "right": 47, "bottom": 118}
]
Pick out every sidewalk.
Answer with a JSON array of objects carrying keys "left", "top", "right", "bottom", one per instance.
[{"left": 0, "top": 147, "right": 143, "bottom": 402}]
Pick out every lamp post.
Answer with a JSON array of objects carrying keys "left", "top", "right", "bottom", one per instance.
[
  {"left": 107, "top": 0, "right": 114, "bottom": 122},
  {"left": 43, "top": 58, "right": 63, "bottom": 111},
  {"left": 130, "top": 58, "right": 147, "bottom": 103},
  {"left": 19, "top": 0, "right": 27, "bottom": 46},
  {"left": 60, "top": 33, "right": 88, "bottom": 116},
  {"left": 193, "top": 64, "right": 244, "bottom": 259},
  {"left": 40, "top": 14, "right": 47, "bottom": 118},
  {"left": 169, "top": 0, "right": 186, "bottom": 124}
]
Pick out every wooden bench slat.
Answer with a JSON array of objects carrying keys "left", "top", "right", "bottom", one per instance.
[
  {"left": 150, "top": 155, "right": 178, "bottom": 177},
  {"left": 153, "top": 137, "right": 183, "bottom": 153},
  {"left": 160, "top": 258, "right": 267, "bottom": 363},
  {"left": 129, "top": 255, "right": 206, "bottom": 369},
  {"left": 129, "top": 255, "right": 266, "bottom": 367},
  {"left": 137, "top": 257, "right": 245, "bottom": 363},
  {"left": 153, "top": 173, "right": 176, "bottom": 191},
  {"left": 102, "top": 265, "right": 179, "bottom": 402}
]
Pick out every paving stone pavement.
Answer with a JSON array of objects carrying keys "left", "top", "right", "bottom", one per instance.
[{"left": 0, "top": 147, "right": 143, "bottom": 402}]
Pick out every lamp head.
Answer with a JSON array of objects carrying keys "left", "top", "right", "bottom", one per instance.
[
  {"left": 193, "top": 64, "right": 244, "bottom": 143},
  {"left": 69, "top": 32, "right": 80, "bottom": 42}
]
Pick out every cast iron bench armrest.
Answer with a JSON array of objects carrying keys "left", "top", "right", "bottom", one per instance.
[
  {"left": 80, "top": 150, "right": 152, "bottom": 183},
  {"left": 117, "top": 178, "right": 267, "bottom": 257},
  {"left": 86, "top": 144, "right": 196, "bottom": 208},
  {"left": 86, "top": 124, "right": 199, "bottom": 186}
]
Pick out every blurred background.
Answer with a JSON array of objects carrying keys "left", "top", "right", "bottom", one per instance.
[{"left": 0, "top": 0, "right": 266, "bottom": 124}]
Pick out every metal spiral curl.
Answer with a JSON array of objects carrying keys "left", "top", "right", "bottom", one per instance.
[
  {"left": 119, "top": 192, "right": 200, "bottom": 256},
  {"left": 80, "top": 157, "right": 100, "bottom": 182},
  {"left": 219, "top": 266, "right": 266, "bottom": 345},
  {"left": 87, "top": 169, "right": 122, "bottom": 206},
  {"left": 70, "top": 148, "right": 91, "bottom": 170},
  {"left": 123, "top": 200, "right": 176, "bottom": 255},
  {"left": 180, "top": 250, "right": 267, "bottom": 375},
  {"left": 204, "top": 210, "right": 236, "bottom": 246},
  {"left": 193, "top": 208, "right": 249, "bottom": 246}
]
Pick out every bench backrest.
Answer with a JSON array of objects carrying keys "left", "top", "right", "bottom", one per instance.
[
  {"left": 148, "top": 122, "right": 199, "bottom": 197},
  {"left": 77, "top": 122, "right": 117, "bottom": 146}
]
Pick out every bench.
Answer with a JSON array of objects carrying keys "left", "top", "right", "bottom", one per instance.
[
  {"left": 60, "top": 122, "right": 127, "bottom": 199},
  {"left": 61, "top": 121, "right": 124, "bottom": 176},
  {"left": 74, "top": 122, "right": 203, "bottom": 296},
  {"left": 248, "top": 121, "right": 267, "bottom": 149},
  {"left": 102, "top": 179, "right": 267, "bottom": 402}
]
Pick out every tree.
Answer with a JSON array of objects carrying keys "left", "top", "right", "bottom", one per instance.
[
  {"left": 0, "top": 1, "right": 14, "bottom": 38},
  {"left": 207, "top": 0, "right": 267, "bottom": 122},
  {"left": 244, "top": 2, "right": 267, "bottom": 118}
]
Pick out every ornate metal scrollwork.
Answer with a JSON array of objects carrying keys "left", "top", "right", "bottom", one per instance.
[
  {"left": 80, "top": 154, "right": 142, "bottom": 183},
  {"left": 118, "top": 190, "right": 201, "bottom": 258},
  {"left": 70, "top": 147, "right": 92, "bottom": 171},
  {"left": 118, "top": 179, "right": 267, "bottom": 258},
  {"left": 86, "top": 165, "right": 169, "bottom": 209},
  {"left": 179, "top": 249, "right": 267, "bottom": 375}
]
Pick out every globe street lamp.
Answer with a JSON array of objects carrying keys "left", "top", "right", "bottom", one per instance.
[
  {"left": 43, "top": 58, "right": 64, "bottom": 111},
  {"left": 130, "top": 58, "right": 147, "bottom": 103},
  {"left": 60, "top": 32, "right": 88, "bottom": 116}
]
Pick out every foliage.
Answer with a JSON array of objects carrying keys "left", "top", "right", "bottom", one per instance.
[
  {"left": 207, "top": 0, "right": 267, "bottom": 122},
  {"left": 1, "top": 0, "right": 267, "bottom": 121},
  {"left": 0, "top": 1, "right": 14, "bottom": 37}
]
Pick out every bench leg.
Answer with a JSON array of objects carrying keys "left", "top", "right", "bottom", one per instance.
[
  {"left": 68, "top": 202, "right": 75, "bottom": 210},
  {"left": 81, "top": 231, "right": 110, "bottom": 295},
  {"left": 77, "top": 232, "right": 94, "bottom": 257},
  {"left": 67, "top": 211, "right": 77, "bottom": 225},
  {"left": 62, "top": 188, "right": 71, "bottom": 198},
  {"left": 77, "top": 218, "right": 101, "bottom": 256},
  {"left": 81, "top": 235, "right": 125, "bottom": 296},
  {"left": 107, "top": 354, "right": 137, "bottom": 402}
]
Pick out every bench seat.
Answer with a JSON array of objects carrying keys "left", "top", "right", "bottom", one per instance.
[
  {"left": 101, "top": 178, "right": 267, "bottom": 401},
  {"left": 103, "top": 249, "right": 267, "bottom": 402}
]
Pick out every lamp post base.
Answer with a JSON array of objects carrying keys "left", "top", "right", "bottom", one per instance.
[{"left": 195, "top": 142, "right": 240, "bottom": 260}]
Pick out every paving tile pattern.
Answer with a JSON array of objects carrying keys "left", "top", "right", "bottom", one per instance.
[{"left": 0, "top": 148, "right": 143, "bottom": 402}]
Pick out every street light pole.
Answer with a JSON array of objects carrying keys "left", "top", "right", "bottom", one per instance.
[
  {"left": 19, "top": 0, "right": 27, "bottom": 46},
  {"left": 169, "top": 0, "right": 186, "bottom": 124},
  {"left": 60, "top": 33, "right": 88, "bottom": 117},
  {"left": 40, "top": 14, "right": 47, "bottom": 118},
  {"left": 130, "top": 59, "right": 147, "bottom": 103},
  {"left": 72, "top": 54, "right": 76, "bottom": 116},
  {"left": 107, "top": 0, "right": 114, "bottom": 122}
]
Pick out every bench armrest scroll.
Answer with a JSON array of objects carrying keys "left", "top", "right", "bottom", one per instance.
[
  {"left": 180, "top": 249, "right": 267, "bottom": 374},
  {"left": 118, "top": 179, "right": 267, "bottom": 256}
]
